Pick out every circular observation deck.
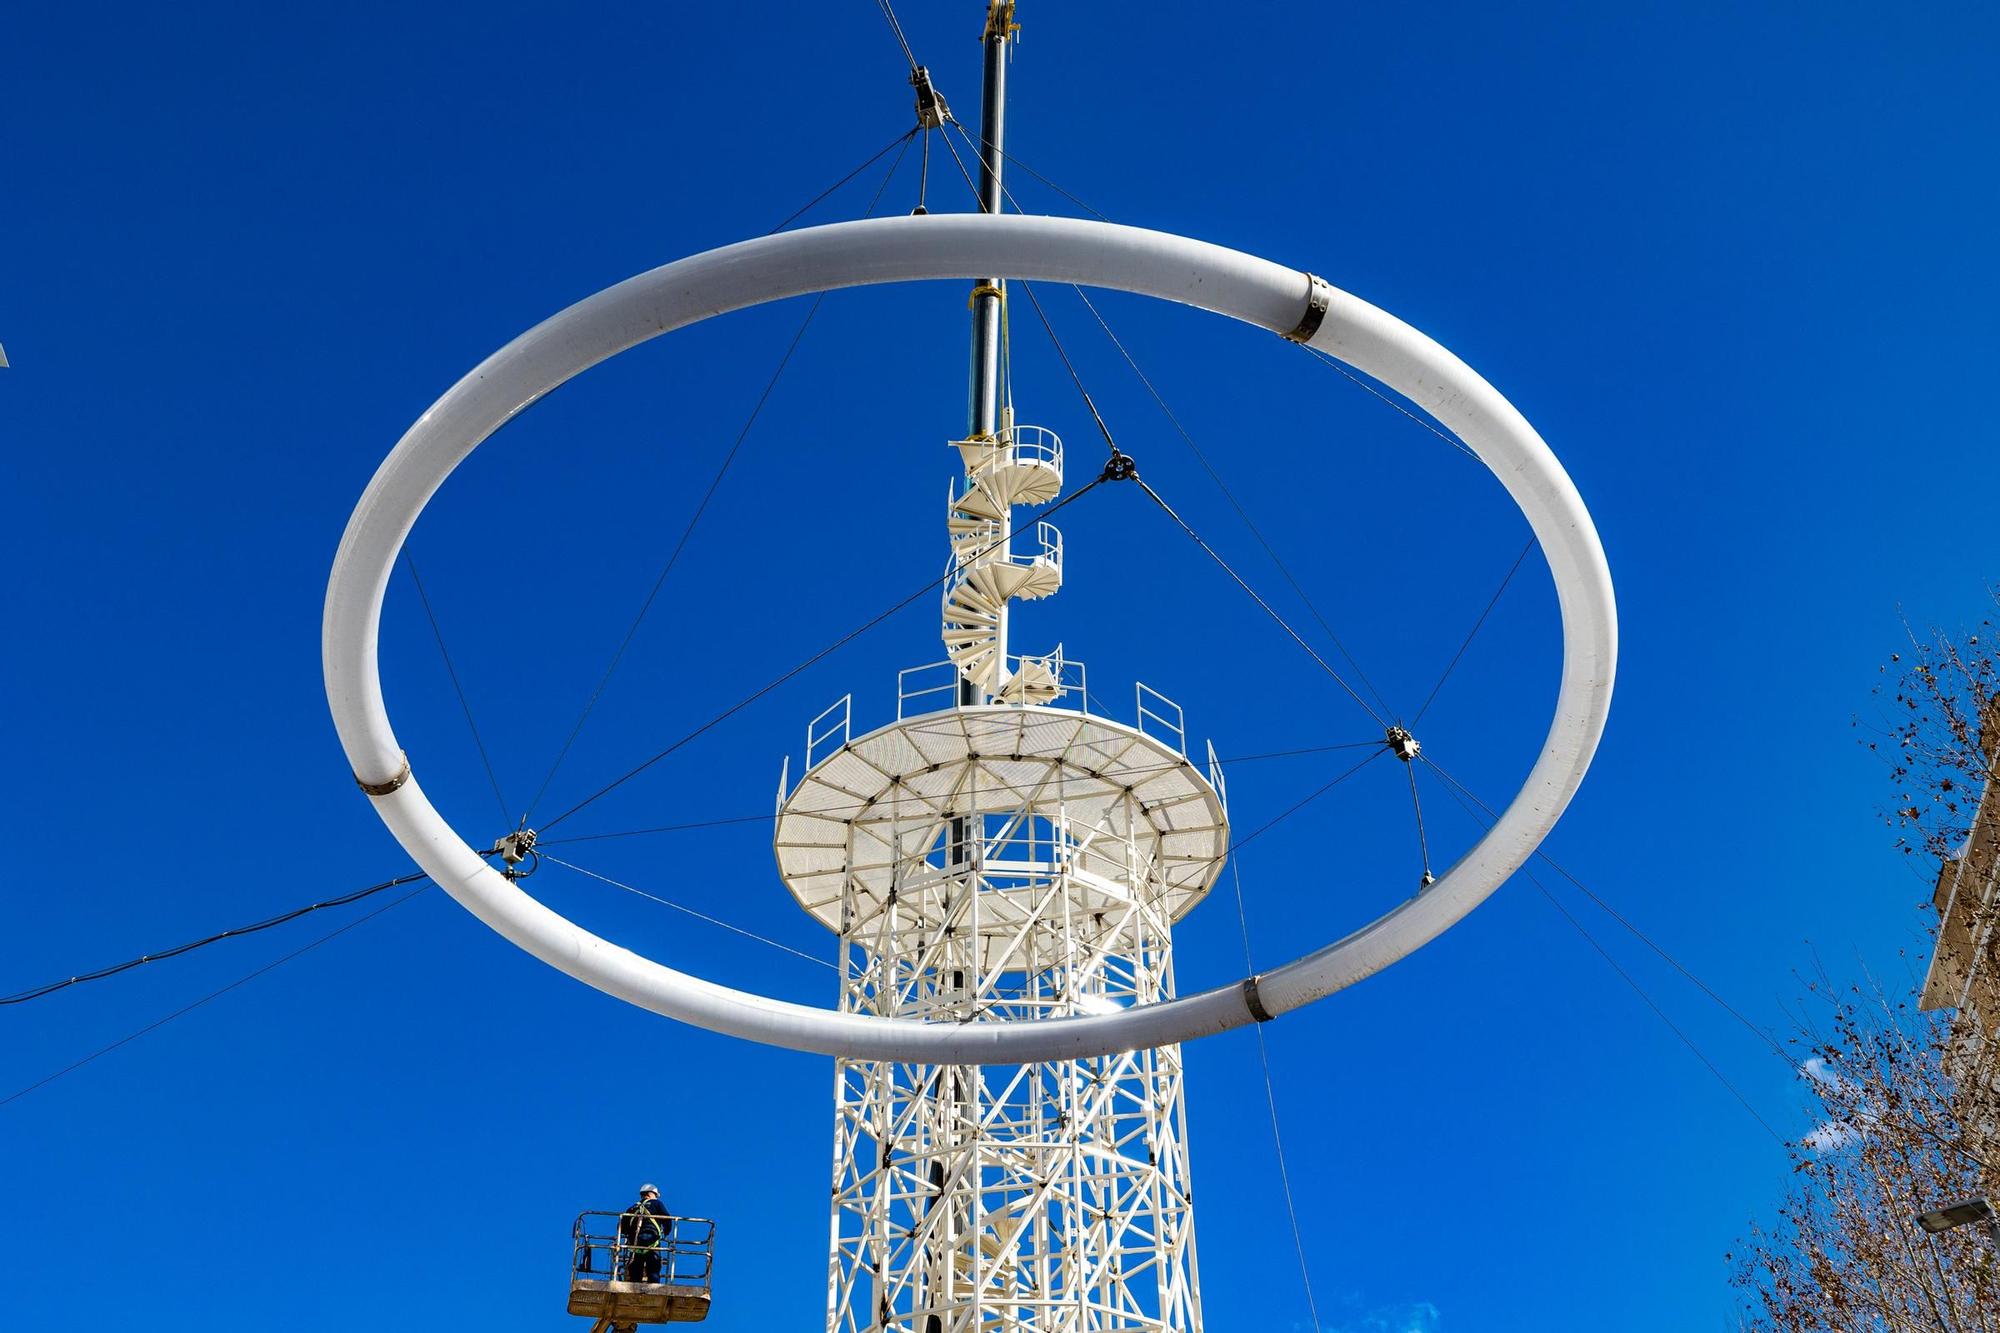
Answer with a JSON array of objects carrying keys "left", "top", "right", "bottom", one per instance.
[{"left": 774, "top": 705, "right": 1229, "bottom": 938}]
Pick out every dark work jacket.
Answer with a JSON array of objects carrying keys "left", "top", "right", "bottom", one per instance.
[{"left": 619, "top": 1198, "right": 672, "bottom": 1248}]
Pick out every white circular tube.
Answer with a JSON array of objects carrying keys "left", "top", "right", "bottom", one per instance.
[{"left": 324, "top": 214, "right": 1616, "bottom": 1063}]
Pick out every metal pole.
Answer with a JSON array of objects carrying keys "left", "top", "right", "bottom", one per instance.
[
  {"left": 940, "top": 14, "right": 1017, "bottom": 1333},
  {"left": 961, "top": 1, "right": 1015, "bottom": 707},
  {"left": 967, "top": 4, "right": 1010, "bottom": 430}
]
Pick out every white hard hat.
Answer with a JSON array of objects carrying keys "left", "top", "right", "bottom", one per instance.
[{"left": 641, "top": 1183, "right": 659, "bottom": 1195}]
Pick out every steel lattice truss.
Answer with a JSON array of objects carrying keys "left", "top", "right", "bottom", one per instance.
[{"left": 824, "top": 787, "right": 1205, "bottom": 1333}]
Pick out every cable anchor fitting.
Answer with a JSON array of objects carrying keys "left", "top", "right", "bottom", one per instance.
[
  {"left": 487, "top": 828, "right": 540, "bottom": 880},
  {"left": 1385, "top": 725, "right": 1421, "bottom": 763},
  {"left": 910, "top": 66, "right": 951, "bottom": 130},
  {"left": 1098, "top": 449, "right": 1139, "bottom": 484}
]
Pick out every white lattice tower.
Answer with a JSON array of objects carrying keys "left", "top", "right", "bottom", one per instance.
[{"left": 774, "top": 420, "right": 1227, "bottom": 1333}]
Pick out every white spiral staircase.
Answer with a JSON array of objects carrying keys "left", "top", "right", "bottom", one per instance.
[{"left": 942, "top": 423, "right": 1066, "bottom": 704}]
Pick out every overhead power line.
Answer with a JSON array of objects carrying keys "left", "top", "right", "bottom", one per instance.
[
  {"left": 1, "top": 881, "right": 431, "bottom": 1110},
  {"left": 1, "top": 872, "right": 430, "bottom": 1008}
]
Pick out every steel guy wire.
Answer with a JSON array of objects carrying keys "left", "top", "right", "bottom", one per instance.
[
  {"left": 768, "top": 128, "right": 917, "bottom": 234},
  {"left": 1300, "top": 345, "right": 1484, "bottom": 466},
  {"left": 1418, "top": 753, "right": 1993, "bottom": 1170},
  {"left": 1, "top": 872, "right": 431, "bottom": 1007},
  {"left": 1415, "top": 758, "right": 1790, "bottom": 1146},
  {"left": 1231, "top": 857, "right": 1324, "bottom": 1333},
  {"left": 522, "top": 134, "right": 916, "bottom": 829},
  {"left": 540, "top": 854, "right": 836, "bottom": 971},
  {"left": 934, "top": 114, "right": 986, "bottom": 212},
  {"left": 1412, "top": 538, "right": 1535, "bottom": 727},
  {"left": 939, "top": 116, "right": 1481, "bottom": 476},
  {"left": 1134, "top": 477, "right": 1390, "bottom": 731},
  {"left": 522, "top": 295, "right": 830, "bottom": 827},
  {"left": 1404, "top": 759, "right": 1434, "bottom": 885},
  {"left": 948, "top": 121, "right": 1109, "bottom": 221},
  {"left": 1525, "top": 854, "right": 1788, "bottom": 1147},
  {"left": 1063, "top": 281, "right": 1401, "bottom": 724},
  {"left": 946, "top": 114, "right": 1480, "bottom": 485},
  {"left": 406, "top": 554, "right": 511, "bottom": 826},
  {"left": 874, "top": 0, "right": 920, "bottom": 72},
  {"left": 537, "top": 741, "right": 1389, "bottom": 847},
  {"left": 1216, "top": 756, "right": 1325, "bottom": 1333},
  {"left": 0, "top": 882, "right": 432, "bottom": 1110},
  {"left": 1219, "top": 746, "right": 1391, "bottom": 861},
  {"left": 961, "top": 122, "right": 1402, "bottom": 725},
  {"left": 535, "top": 477, "right": 1108, "bottom": 834},
  {"left": 915, "top": 127, "right": 932, "bottom": 213},
  {"left": 1417, "top": 752, "right": 1793, "bottom": 1061},
  {"left": 1015, "top": 281, "right": 1122, "bottom": 461}
]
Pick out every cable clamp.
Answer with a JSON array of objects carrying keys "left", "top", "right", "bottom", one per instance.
[
  {"left": 1385, "top": 725, "right": 1421, "bottom": 762},
  {"left": 1282, "top": 272, "right": 1332, "bottom": 345},
  {"left": 966, "top": 282, "right": 1003, "bottom": 310},
  {"left": 1241, "top": 974, "right": 1276, "bottom": 1023},
  {"left": 356, "top": 753, "right": 411, "bottom": 797},
  {"left": 910, "top": 66, "right": 951, "bottom": 130},
  {"left": 1098, "top": 450, "right": 1139, "bottom": 484}
]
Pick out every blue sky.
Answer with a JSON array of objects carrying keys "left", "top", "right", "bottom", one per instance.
[{"left": 3, "top": 3, "right": 1995, "bottom": 1329}]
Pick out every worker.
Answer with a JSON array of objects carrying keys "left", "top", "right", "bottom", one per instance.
[{"left": 619, "top": 1183, "right": 674, "bottom": 1283}]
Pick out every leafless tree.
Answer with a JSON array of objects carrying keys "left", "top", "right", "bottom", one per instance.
[
  {"left": 1730, "top": 974, "right": 1997, "bottom": 1330},
  {"left": 1869, "top": 588, "right": 1998, "bottom": 878},
  {"left": 1731, "top": 592, "right": 2000, "bottom": 1330}
]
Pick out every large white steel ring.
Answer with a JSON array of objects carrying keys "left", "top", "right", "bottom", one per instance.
[{"left": 324, "top": 214, "right": 1616, "bottom": 1063}]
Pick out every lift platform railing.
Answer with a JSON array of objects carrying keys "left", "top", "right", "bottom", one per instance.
[{"left": 570, "top": 1211, "right": 716, "bottom": 1289}]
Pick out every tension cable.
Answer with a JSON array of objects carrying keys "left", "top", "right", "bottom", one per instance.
[
  {"left": 1136, "top": 478, "right": 1390, "bottom": 730},
  {"left": 522, "top": 127, "right": 917, "bottom": 829},
  {"left": 536, "top": 476, "right": 1108, "bottom": 833}
]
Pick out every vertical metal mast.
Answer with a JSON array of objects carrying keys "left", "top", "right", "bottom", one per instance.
[
  {"left": 795, "top": 6, "right": 1211, "bottom": 1329},
  {"left": 961, "top": 1, "right": 1016, "bottom": 706}
]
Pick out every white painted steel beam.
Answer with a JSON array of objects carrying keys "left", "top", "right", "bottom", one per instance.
[{"left": 323, "top": 213, "right": 1617, "bottom": 1063}]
